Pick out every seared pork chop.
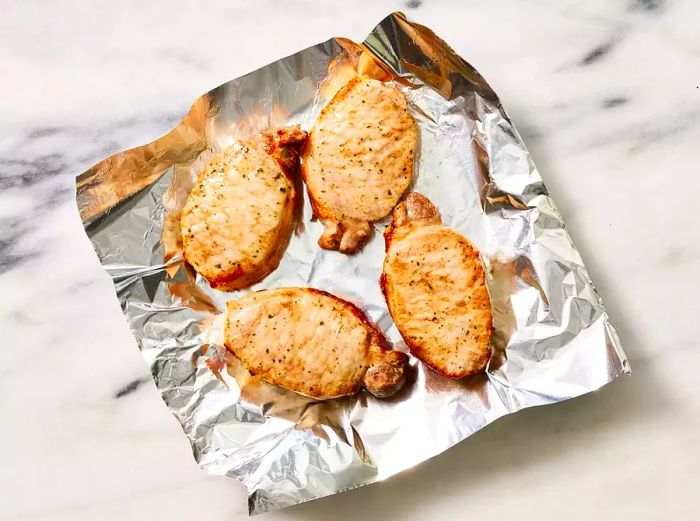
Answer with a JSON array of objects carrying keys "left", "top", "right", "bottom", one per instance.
[
  {"left": 381, "top": 193, "right": 493, "bottom": 378},
  {"left": 224, "top": 287, "right": 408, "bottom": 399},
  {"left": 180, "top": 126, "right": 307, "bottom": 290},
  {"left": 302, "top": 77, "right": 418, "bottom": 253}
]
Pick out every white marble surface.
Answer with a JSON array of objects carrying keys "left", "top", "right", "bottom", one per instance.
[{"left": 1, "top": 1, "right": 699, "bottom": 519}]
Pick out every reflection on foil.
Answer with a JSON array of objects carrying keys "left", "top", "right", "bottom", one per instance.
[{"left": 76, "top": 12, "right": 629, "bottom": 515}]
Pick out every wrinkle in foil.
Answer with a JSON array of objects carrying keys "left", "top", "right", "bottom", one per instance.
[{"left": 77, "top": 12, "right": 629, "bottom": 515}]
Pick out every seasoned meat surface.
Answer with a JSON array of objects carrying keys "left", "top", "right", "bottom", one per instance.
[
  {"left": 381, "top": 193, "right": 493, "bottom": 378},
  {"left": 302, "top": 76, "right": 418, "bottom": 253},
  {"left": 224, "top": 287, "right": 408, "bottom": 399},
  {"left": 180, "top": 126, "right": 307, "bottom": 291}
]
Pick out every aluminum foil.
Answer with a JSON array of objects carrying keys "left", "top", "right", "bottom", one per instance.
[{"left": 76, "top": 12, "right": 629, "bottom": 515}]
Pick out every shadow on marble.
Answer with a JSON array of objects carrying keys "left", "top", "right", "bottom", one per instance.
[
  {"left": 273, "top": 304, "right": 660, "bottom": 521},
  {"left": 275, "top": 373, "right": 658, "bottom": 520}
]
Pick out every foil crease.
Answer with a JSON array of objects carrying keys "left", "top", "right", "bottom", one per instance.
[{"left": 76, "top": 12, "right": 629, "bottom": 515}]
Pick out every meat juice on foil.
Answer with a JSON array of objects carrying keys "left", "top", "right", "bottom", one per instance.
[{"left": 76, "top": 12, "right": 629, "bottom": 515}]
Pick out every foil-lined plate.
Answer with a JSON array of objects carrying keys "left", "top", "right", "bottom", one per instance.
[{"left": 76, "top": 12, "right": 629, "bottom": 515}]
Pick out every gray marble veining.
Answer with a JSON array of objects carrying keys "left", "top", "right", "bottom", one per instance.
[{"left": 1, "top": 1, "right": 699, "bottom": 520}]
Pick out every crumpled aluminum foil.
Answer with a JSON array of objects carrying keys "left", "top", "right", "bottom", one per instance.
[{"left": 76, "top": 12, "right": 629, "bottom": 515}]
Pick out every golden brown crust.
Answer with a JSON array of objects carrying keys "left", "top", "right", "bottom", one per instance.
[
  {"left": 302, "top": 76, "right": 418, "bottom": 254},
  {"left": 180, "top": 126, "right": 307, "bottom": 291},
  {"left": 252, "top": 125, "right": 309, "bottom": 180},
  {"left": 224, "top": 287, "right": 407, "bottom": 399},
  {"left": 383, "top": 192, "right": 442, "bottom": 251},
  {"left": 381, "top": 193, "right": 493, "bottom": 378},
  {"left": 363, "top": 347, "right": 408, "bottom": 398},
  {"left": 317, "top": 220, "right": 372, "bottom": 253}
]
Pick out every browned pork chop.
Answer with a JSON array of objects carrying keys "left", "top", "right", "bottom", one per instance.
[
  {"left": 302, "top": 76, "right": 418, "bottom": 253},
  {"left": 224, "top": 287, "right": 408, "bottom": 399},
  {"left": 381, "top": 193, "right": 493, "bottom": 378},
  {"left": 180, "top": 126, "right": 307, "bottom": 290}
]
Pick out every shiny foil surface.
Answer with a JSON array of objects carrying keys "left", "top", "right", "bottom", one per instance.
[{"left": 76, "top": 12, "right": 629, "bottom": 515}]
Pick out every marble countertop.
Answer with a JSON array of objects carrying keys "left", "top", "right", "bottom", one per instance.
[{"left": 2, "top": 1, "right": 699, "bottom": 520}]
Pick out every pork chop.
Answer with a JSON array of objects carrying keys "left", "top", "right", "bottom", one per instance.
[
  {"left": 224, "top": 287, "right": 408, "bottom": 399},
  {"left": 381, "top": 193, "right": 493, "bottom": 378},
  {"left": 180, "top": 126, "right": 307, "bottom": 291},
  {"left": 302, "top": 76, "right": 418, "bottom": 253}
]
